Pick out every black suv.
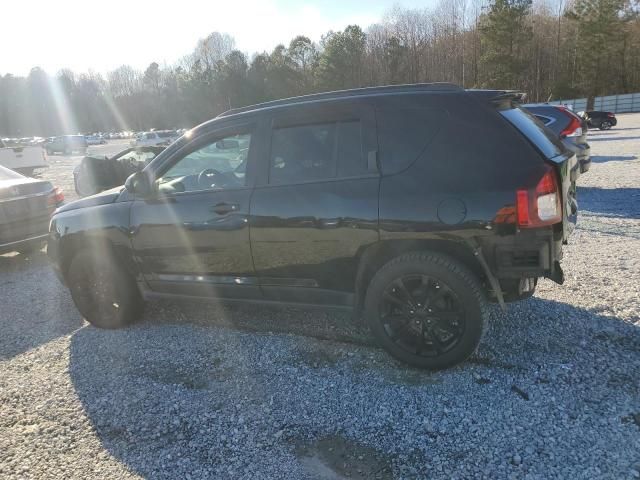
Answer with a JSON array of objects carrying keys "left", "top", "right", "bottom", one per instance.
[
  {"left": 48, "top": 84, "right": 578, "bottom": 369},
  {"left": 581, "top": 110, "right": 617, "bottom": 130}
]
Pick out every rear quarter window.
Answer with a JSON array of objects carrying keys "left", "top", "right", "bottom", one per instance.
[
  {"left": 500, "top": 107, "right": 564, "bottom": 159},
  {"left": 376, "top": 106, "right": 445, "bottom": 174}
]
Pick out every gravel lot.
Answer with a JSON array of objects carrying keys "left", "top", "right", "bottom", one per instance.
[{"left": 1, "top": 117, "right": 639, "bottom": 479}]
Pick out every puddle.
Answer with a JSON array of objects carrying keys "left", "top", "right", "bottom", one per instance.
[{"left": 296, "top": 434, "right": 393, "bottom": 480}]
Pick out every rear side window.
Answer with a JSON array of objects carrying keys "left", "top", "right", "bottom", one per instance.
[
  {"left": 500, "top": 107, "right": 563, "bottom": 159},
  {"left": 376, "top": 107, "right": 444, "bottom": 175},
  {"left": 269, "top": 119, "right": 365, "bottom": 185}
]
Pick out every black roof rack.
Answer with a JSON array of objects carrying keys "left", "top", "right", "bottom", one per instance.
[{"left": 217, "top": 83, "right": 463, "bottom": 118}]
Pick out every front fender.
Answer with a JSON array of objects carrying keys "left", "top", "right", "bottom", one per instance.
[{"left": 48, "top": 201, "right": 136, "bottom": 281}]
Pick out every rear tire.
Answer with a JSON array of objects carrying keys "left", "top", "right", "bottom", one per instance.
[
  {"left": 67, "top": 249, "right": 143, "bottom": 329},
  {"left": 599, "top": 121, "right": 612, "bottom": 130},
  {"left": 364, "top": 252, "right": 487, "bottom": 369}
]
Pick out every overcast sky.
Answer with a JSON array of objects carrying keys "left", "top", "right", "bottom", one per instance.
[{"left": 1, "top": 0, "right": 434, "bottom": 76}]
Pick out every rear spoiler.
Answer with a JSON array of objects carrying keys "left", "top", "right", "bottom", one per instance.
[{"left": 466, "top": 89, "right": 527, "bottom": 108}]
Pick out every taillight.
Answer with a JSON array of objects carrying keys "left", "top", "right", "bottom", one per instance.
[
  {"left": 607, "top": 112, "right": 615, "bottom": 118},
  {"left": 47, "top": 187, "right": 64, "bottom": 207},
  {"left": 516, "top": 166, "right": 562, "bottom": 228},
  {"left": 557, "top": 106, "right": 582, "bottom": 138}
]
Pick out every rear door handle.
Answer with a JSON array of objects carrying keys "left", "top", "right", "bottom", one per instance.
[{"left": 211, "top": 202, "right": 238, "bottom": 215}]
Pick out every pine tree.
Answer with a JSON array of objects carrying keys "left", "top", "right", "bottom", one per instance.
[{"left": 478, "top": 0, "right": 532, "bottom": 89}]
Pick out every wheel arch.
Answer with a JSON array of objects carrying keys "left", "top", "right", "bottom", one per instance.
[
  {"left": 58, "top": 233, "right": 137, "bottom": 283},
  {"left": 354, "top": 239, "right": 487, "bottom": 317}
]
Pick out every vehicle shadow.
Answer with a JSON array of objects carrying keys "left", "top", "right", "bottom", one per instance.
[
  {"left": 68, "top": 297, "right": 640, "bottom": 478},
  {"left": 0, "top": 251, "right": 83, "bottom": 360},
  {"left": 578, "top": 186, "right": 640, "bottom": 219},
  {"left": 590, "top": 155, "right": 637, "bottom": 164}
]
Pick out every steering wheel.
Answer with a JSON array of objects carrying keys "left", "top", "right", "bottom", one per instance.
[{"left": 197, "top": 168, "right": 222, "bottom": 189}]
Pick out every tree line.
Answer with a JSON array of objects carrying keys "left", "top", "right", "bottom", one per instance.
[{"left": 1, "top": 0, "right": 639, "bottom": 137}]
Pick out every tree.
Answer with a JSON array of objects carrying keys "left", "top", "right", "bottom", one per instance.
[
  {"left": 566, "top": 0, "right": 637, "bottom": 104},
  {"left": 479, "top": 0, "right": 532, "bottom": 88},
  {"left": 318, "top": 25, "right": 367, "bottom": 90},
  {"left": 2, "top": 4, "right": 640, "bottom": 136}
]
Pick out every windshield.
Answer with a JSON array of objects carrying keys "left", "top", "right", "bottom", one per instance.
[{"left": 500, "top": 107, "right": 564, "bottom": 159}]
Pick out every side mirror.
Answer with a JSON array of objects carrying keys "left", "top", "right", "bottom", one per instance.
[{"left": 124, "top": 171, "right": 153, "bottom": 197}]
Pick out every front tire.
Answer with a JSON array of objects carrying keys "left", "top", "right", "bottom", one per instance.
[
  {"left": 67, "top": 249, "right": 143, "bottom": 328},
  {"left": 364, "top": 252, "right": 487, "bottom": 369}
]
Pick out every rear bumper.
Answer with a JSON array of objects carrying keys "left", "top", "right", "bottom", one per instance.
[{"left": 481, "top": 227, "right": 564, "bottom": 283}]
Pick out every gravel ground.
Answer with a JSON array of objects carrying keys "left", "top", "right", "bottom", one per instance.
[{"left": 1, "top": 117, "right": 639, "bottom": 479}]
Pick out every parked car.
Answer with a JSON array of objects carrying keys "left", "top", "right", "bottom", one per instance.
[
  {"left": 579, "top": 110, "right": 617, "bottom": 130},
  {"left": 48, "top": 84, "right": 578, "bottom": 369},
  {"left": 0, "top": 138, "right": 48, "bottom": 176},
  {"left": 525, "top": 104, "right": 591, "bottom": 174},
  {"left": 131, "top": 130, "right": 179, "bottom": 147},
  {"left": 85, "top": 135, "right": 106, "bottom": 145},
  {"left": 73, "top": 146, "right": 165, "bottom": 197},
  {"left": 45, "top": 135, "right": 88, "bottom": 155},
  {"left": 0, "top": 164, "right": 64, "bottom": 254}
]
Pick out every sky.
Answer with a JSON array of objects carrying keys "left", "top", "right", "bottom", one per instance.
[{"left": 1, "top": 0, "right": 434, "bottom": 77}]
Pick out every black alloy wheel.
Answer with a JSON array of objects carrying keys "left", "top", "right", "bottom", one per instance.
[
  {"left": 365, "top": 252, "right": 487, "bottom": 369},
  {"left": 379, "top": 275, "right": 465, "bottom": 357}
]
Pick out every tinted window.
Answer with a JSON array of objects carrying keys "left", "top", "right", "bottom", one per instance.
[
  {"left": 270, "top": 123, "right": 336, "bottom": 184},
  {"left": 500, "top": 107, "right": 563, "bottom": 159},
  {"left": 270, "top": 118, "right": 368, "bottom": 184},
  {"left": 158, "top": 133, "right": 250, "bottom": 193},
  {"left": 158, "top": 131, "right": 176, "bottom": 138},
  {"left": 336, "top": 120, "right": 365, "bottom": 177},
  {"left": 145, "top": 133, "right": 156, "bottom": 139},
  {"left": 376, "top": 107, "right": 444, "bottom": 174}
]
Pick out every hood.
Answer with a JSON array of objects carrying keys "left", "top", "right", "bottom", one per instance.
[{"left": 55, "top": 186, "right": 124, "bottom": 214}]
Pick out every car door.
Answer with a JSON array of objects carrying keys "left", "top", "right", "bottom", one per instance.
[
  {"left": 130, "top": 121, "right": 260, "bottom": 299},
  {"left": 249, "top": 101, "right": 380, "bottom": 306}
]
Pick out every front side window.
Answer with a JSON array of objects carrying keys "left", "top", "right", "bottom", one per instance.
[
  {"left": 269, "top": 119, "right": 365, "bottom": 185},
  {"left": 158, "top": 132, "right": 251, "bottom": 194}
]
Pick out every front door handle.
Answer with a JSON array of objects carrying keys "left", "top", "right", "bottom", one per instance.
[{"left": 211, "top": 202, "right": 238, "bottom": 215}]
